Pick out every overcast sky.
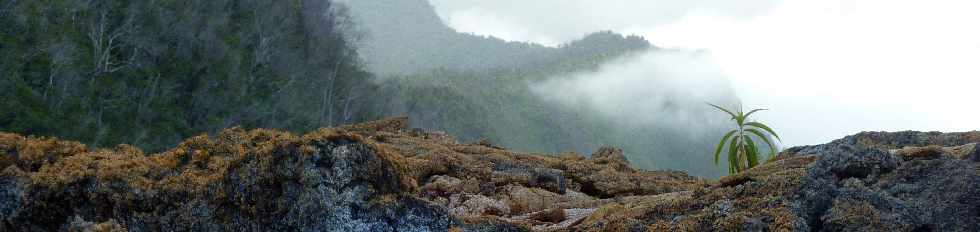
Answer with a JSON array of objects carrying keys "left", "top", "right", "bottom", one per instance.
[{"left": 429, "top": 0, "right": 980, "bottom": 146}]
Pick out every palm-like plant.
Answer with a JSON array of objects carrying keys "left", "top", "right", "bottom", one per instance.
[{"left": 708, "top": 103, "right": 781, "bottom": 174}]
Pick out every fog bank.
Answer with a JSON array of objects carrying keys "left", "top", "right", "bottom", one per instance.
[
  {"left": 531, "top": 50, "right": 738, "bottom": 140},
  {"left": 431, "top": 0, "right": 980, "bottom": 146}
]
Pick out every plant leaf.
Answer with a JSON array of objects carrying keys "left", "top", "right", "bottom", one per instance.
[
  {"left": 714, "top": 130, "right": 738, "bottom": 165},
  {"left": 744, "top": 135, "right": 759, "bottom": 168},
  {"left": 707, "top": 103, "right": 737, "bottom": 120},
  {"left": 745, "top": 128, "right": 778, "bottom": 159},
  {"left": 743, "top": 108, "right": 768, "bottom": 120},
  {"left": 728, "top": 134, "right": 741, "bottom": 174},
  {"left": 746, "top": 122, "right": 781, "bottom": 141}
]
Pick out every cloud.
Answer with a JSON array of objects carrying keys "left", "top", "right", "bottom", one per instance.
[
  {"left": 531, "top": 50, "right": 738, "bottom": 139},
  {"left": 530, "top": 50, "right": 744, "bottom": 177},
  {"left": 638, "top": 0, "right": 980, "bottom": 146},
  {"left": 428, "top": 0, "right": 780, "bottom": 46},
  {"left": 432, "top": 0, "right": 980, "bottom": 146}
]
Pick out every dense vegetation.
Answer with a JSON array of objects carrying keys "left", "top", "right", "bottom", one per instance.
[{"left": 0, "top": 0, "right": 375, "bottom": 152}]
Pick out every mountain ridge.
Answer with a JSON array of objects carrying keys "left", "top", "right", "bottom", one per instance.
[{"left": 341, "top": 0, "right": 650, "bottom": 76}]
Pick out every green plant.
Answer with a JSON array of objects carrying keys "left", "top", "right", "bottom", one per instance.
[{"left": 708, "top": 103, "right": 781, "bottom": 174}]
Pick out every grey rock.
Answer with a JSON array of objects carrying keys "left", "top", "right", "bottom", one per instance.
[{"left": 790, "top": 139, "right": 980, "bottom": 231}]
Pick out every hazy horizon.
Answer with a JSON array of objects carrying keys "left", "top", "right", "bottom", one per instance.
[{"left": 429, "top": 0, "right": 980, "bottom": 147}]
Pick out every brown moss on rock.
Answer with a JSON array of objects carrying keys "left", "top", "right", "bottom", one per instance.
[
  {"left": 66, "top": 216, "right": 128, "bottom": 232},
  {"left": 848, "top": 131, "right": 980, "bottom": 150},
  {"left": 0, "top": 120, "right": 454, "bottom": 231},
  {"left": 4, "top": 118, "right": 977, "bottom": 231},
  {"left": 889, "top": 143, "right": 980, "bottom": 162},
  {"left": 944, "top": 143, "right": 979, "bottom": 160},
  {"left": 821, "top": 199, "right": 899, "bottom": 231},
  {"left": 498, "top": 185, "right": 561, "bottom": 215},
  {"left": 0, "top": 152, "right": 14, "bottom": 171},
  {"left": 527, "top": 207, "right": 566, "bottom": 224},
  {"left": 637, "top": 155, "right": 817, "bottom": 232},
  {"left": 575, "top": 203, "right": 633, "bottom": 232},
  {"left": 0, "top": 132, "right": 89, "bottom": 172},
  {"left": 338, "top": 116, "right": 410, "bottom": 133},
  {"left": 333, "top": 119, "right": 711, "bottom": 231},
  {"left": 893, "top": 145, "right": 944, "bottom": 161},
  {"left": 0, "top": 118, "right": 787, "bottom": 231}
]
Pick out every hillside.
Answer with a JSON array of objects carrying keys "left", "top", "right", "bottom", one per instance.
[
  {"left": 341, "top": 0, "right": 650, "bottom": 76},
  {"left": 2, "top": 118, "right": 978, "bottom": 231}
]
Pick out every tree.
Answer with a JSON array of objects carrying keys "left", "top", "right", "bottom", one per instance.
[{"left": 709, "top": 103, "right": 781, "bottom": 174}]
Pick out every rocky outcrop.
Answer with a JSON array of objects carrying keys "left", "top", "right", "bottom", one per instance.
[
  {"left": 792, "top": 142, "right": 980, "bottom": 231},
  {"left": 628, "top": 134, "right": 980, "bottom": 232},
  {"left": 0, "top": 126, "right": 452, "bottom": 231},
  {"left": 1, "top": 119, "right": 978, "bottom": 231},
  {"left": 340, "top": 118, "right": 710, "bottom": 231},
  {"left": 783, "top": 131, "right": 980, "bottom": 157}
]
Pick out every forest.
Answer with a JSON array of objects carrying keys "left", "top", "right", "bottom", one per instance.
[{"left": 1, "top": 0, "right": 376, "bottom": 152}]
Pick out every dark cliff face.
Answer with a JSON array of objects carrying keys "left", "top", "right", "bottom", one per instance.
[{"left": 1, "top": 120, "right": 978, "bottom": 231}]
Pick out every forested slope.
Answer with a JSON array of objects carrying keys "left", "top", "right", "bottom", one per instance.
[{"left": 0, "top": 0, "right": 376, "bottom": 152}]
